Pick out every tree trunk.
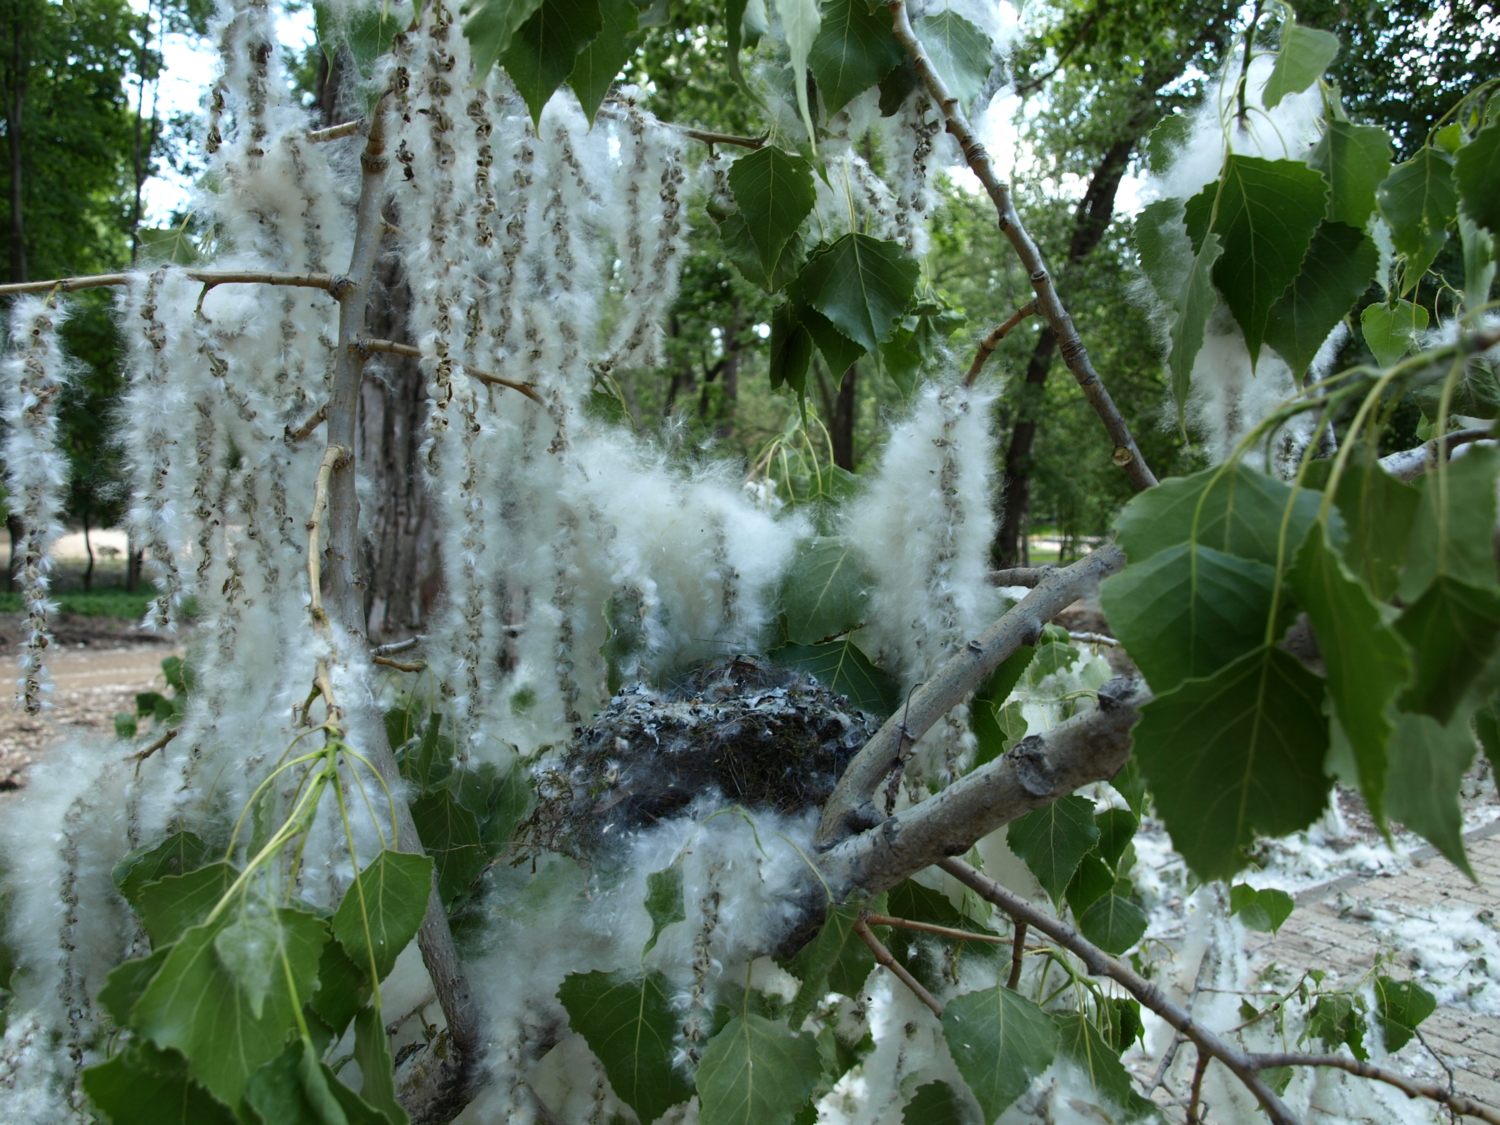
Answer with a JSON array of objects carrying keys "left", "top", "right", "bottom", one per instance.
[
  {"left": 814, "top": 360, "right": 859, "bottom": 471},
  {"left": 82, "top": 510, "right": 94, "bottom": 591},
  {"left": 6, "top": 5, "right": 28, "bottom": 284}
]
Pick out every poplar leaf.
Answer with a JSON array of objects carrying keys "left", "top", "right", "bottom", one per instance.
[
  {"left": 1360, "top": 299, "right": 1428, "bottom": 367},
  {"left": 1065, "top": 854, "right": 1114, "bottom": 919},
  {"left": 779, "top": 536, "right": 872, "bottom": 644},
  {"left": 559, "top": 970, "right": 692, "bottom": 1124},
  {"left": 213, "top": 914, "right": 283, "bottom": 1021},
  {"left": 721, "top": 210, "right": 806, "bottom": 293},
  {"left": 1385, "top": 710, "right": 1477, "bottom": 877},
  {"left": 767, "top": 637, "right": 899, "bottom": 717},
  {"left": 353, "top": 1005, "right": 407, "bottom": 1125},
  {"left": 1100, "top": 542, "right": 1279, "bottom": 694},
  {"left": 902, "top": 1081, "right": 972, "bottom": 1125},
  {"left": 331, "top": 850, "right": 433, "bottom": 983},
  {"left": 244, "top": 1038, "right": 391, "bottom": 1125},
  {"left": 1144, "top": 113, "right": 1191, "bottom": 176},
  {"left": 1229, "top": 884, "right": 1294, "bottom": 934},
  {"left": 775, "top": 0, "right": 822, "bottom": 147},
  {"left": 1264, "top": 220, "right": 1378, "bottom": 378},
  {"left": 642, "top": 865, "right": 685, "bottom": 955},
  {"left": 309, "top": 939, "right": 372, "bottom": 1039},
  {"left": 1307, "top": 120, "right": 1392, "bottom": 228},
  {"left": 799, "top": 233, "right": 919, "bottom": 353},
  {"left": 1132, "top": 646, "right": 1331, "bottom": 880},
  {"left": 941, "top": 986, "right": 1057, "bottom": 1122},
  {"left": 769, "top": 300, "right": 814, "bottom": 396},
  {"left": 1313, "top": 451, "right": 1421, "bottom": 602},
  {"left": 1005, "top": 796, "right": 1099, "bottom": 903},
  {"left": 1078, "top": 893, "right": 1148, "bottom": 955},
  {"left": 82, "top": 1041, "right": 237, "bottom": 1125},
  {"left": 1291, "top": 525, "right": 1410, "bottom": 823},
  {"left": 567, "top": 0, "right": 640, "bottom": 123},
  {"left": 1395, "top": 577, "right": 1500, "bottom": 725},
  {"left": 1374, "top": 977, "right": 1437, "bottom": 1053},
  {"left": 133, "top": 910, "right": 327, "bottom": 1108},
  {"left": 463, "top": 0, "right": 547, "bottom": 79},
  {"left": 808, "top": 0, "right": 903, "bottom": 115},
  {"left": 1094, "top": 809, "right": 1138, "bottom": 869},
  {"left": 729, "top": 147, "right": 817, "bottom": 281},
  {"left": 1262, "top": 23, "right": 1340, "bottom": 109},
  {"left": 1187, "top": 156, "right": 1328, "bottom": 364},
  {"left": 786, "top": 901, "right": 866, "bottom": 1026},
  {"left": 136, "top": 862, "right": 236, "bottom": 948},
  {"left": 1051, "top": 1012, "right": 1159, "bottom": 1119},
  {"left": 913, "top": 11, "right": 992, "bottom": 111},
  {"left": 1454, "top": 123, "right": 1500, "bottom": 238},
  {"left": 1377, "top": 149, "right": 1458, "bottom": 287},
  {"left": 1134, "top": 197, "right": 1191, "bottom": 307},
  {"left": 1399, "top": 445, "right": 1500, "bottom": 600},
  {"left": 1113, "top": 463, "right": 1321, "bottom": 568},
  {"left": 410, "top": 791, "right": 484, "bottom": 906},
  {"left": 113, "top": 830, "right": 211, "bottom": 912},
  {"left": 98, "top": 947, "right": 172, "bottom": 1026},
  {"left": 1167, "top": 232, "right": 1221, "bottom": 409},
  {"left": 697, "top": 1014, "right": 822, "bottom": 1125},
  {"left": 501, "top": 0, "right": 605, "bottom": 125}
]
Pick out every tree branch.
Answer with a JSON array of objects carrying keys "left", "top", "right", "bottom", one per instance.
[
  {"left": 964, "top": 300, "right": 1038, "bottom": 386},
  {"left": 819, "top": 677, "right": 1145, "bottom": 896},
  {"left": 815, "top": 545, "right": 1126, "bottom": 849},
  {"left": 989, "top": 566, "right": 1055, "bottom": 587},
  {"left": 0, "top": 269, "right": 342, "bottom": 299},
  {"left": 885, "top": 0, "right": 1157, "bottom": 492},
  {"left": 863, "top": 912, "right": 1006, "bottom": 944},
  {"left": 308, "top": 119, "right": 362, "bottom": 143},
  {"left": 1007, "top": 921, "right": 1026, "bottom": 990},
  {"left": 853, "top": 919, "right": 945, "bottom": 1017},
  {"left": 938, "top": 858, "right": 1301, "bottom": 1125},
  {"left": 1378, "top": 427, "right": 1491, "bottom": 482},
  {"left": 1246, "top": 1054, "right": 1500, "bottom": 1125},
  {"left": 305, "top": 444, "right": 346, "bottom": 626},
  {"left": 356, "top": 337, "right": 544, "bottom": 405}
]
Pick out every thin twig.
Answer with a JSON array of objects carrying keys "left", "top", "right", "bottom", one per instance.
[
  {"left": 1007, "top": 921, "right": 1027, "bottom": 990},
  {"left": 1247, "top": 1054, "right": 1500, "bottom": 1125},
  {"left": 356, "top": 337, "right": 545, "bottom": 405},
  {"left": 308, "top": 119, "right": 362, "bottom": 143},
  {"left": 374, "top": 655, "right": 426, "bottom": 672},
  {"left": 864, "top": 912, "right": 1006, "bottom": 944},
  {"left": 938, "top": 858, "right": 1300, "bottom": 1125},
  {"left": 1187, "top": 1049, "right": 1211, "bottom": 1124},
  {"left": 306, "top": 445, "right": 347, "bottom": 625},
  {"left": 964, "top": 300, "right": 1038, "bottom": 386},
  {"left": 0, "top": 272, "right": 130, "bottom": 296},
  {"left": 373, "top": 636, "right": 423, "bottom": 656},
  {"left": 1069, "top": 630, "right": 1119, "bottom": 647},
  {"left": 886, "top": 0, "right": 1157, "bottom": 491},
  {"left": 852, "top": 919, "right": 945, "bottom": 1018},
  {"left": 128, "top": 725, "right": 178, "bottom": 763},
  {"left": 681, "top": 127, "right": 767, "bottom": 150},
  {"left": 1151, "top": 932, "right": 1220, "bottom": 1093},
  {"left": 286, "top": 403, "right": 328, "bottom": 443},
  {"left": 1415, "top": 1026, "right": 1459, "bottom": 1125},
  {"left": 1378, "top": 427, "right": 1491, "bottom": 482},
  {"left": 0, "top": 268, "right": 342, "bottom": 299}
]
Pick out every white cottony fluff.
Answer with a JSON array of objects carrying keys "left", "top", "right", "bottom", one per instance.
[{"left": 1, "top": 298, "right": 70, "bottom": 712}]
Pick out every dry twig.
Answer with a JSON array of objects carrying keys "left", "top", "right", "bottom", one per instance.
[
  {"left": 964, "top": 300, "right": 1038, "bottom": 385},
  {"left": 852, "top": 919, "right": 945, "bottom": 1018}
]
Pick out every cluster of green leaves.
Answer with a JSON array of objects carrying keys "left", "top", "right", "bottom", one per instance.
[
  {"left": 1104, "top": 435, "right": 1500, "bottom": 879},
  {"left": 85, "top": 827, "right": 431, "bottom": 1124},
  {"left": 114, "top": 654, "right": 194, "bottom": 741},
  {"left": 1137, "top": 16, "right": 1499, "bottom": 415},
  {"left": 1239, "top": 965, "right": 1436, "bottom": 1068}
]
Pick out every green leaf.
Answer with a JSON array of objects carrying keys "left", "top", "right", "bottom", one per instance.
[
  {"left": 463, "top": 0, "right": 547, "bottom": 79},
  {"left": 877, "top": 56, "right": 918, "bottom": 116},
  {"left": 452, "top": 762, "right": 534, "bottom": 857},
  {"left": 410, "top": 791, "right": 484, "bottom": 906},
  {"left": 1386, "top": 710, "right": 1477, "bottom": 877},
  {"left": 136, "top": 862, "right": 236, "bottom": 947},
  {"left": 1078, "top": 894, "right": 1147, "bottom": 956},
  {"left": 643, "top": 865, "right": 685, "bottom": 956},
  {"left": 1377, "top": 148, "right": 1458, "bottom": 286},
  {"left": 1005, "top": 796, "right": 1100, "bottom": 903},
  {"left": 1399, "top": 445, "right": 1500, "bottom": 600},
  {"left": 558, "top": 970, "right": 693, "bottom": 1124},
  {"left": 913, "top": 11, "right": 992, "bottom": 111},
  {"left": 1307, "top": 120, "right": 1392, "bottom": 228},
  {"left": 1191, "top": 156, "right": 1329, "bottom": 364},
  {"left": 98, "top": 947, "right": 172, "bottom": 1025},
  {"left": 1113, "top": 463, "right": 1321, "bottom": 568},
  {"left": 721, "top": 210, "right": 807, "bottom": 294},
  {"left": 1051, "top": 1012, "right": 1158, "bottom": 1119},
  {"left": 309, "top": 938, "right": 371, "bottom": 1039},
  {"left": 136, "top": 227, "right": 200, "bottom": 266},
  {"left": 769, "top": 300, "right": 815, "bottom": 397},
  {"left": 1312, "top": 451, "right": 1421, "bottom": 601},
  {"left": 902, "top": 1081, "right": 972, "bottom": 1125},
  {"left": 1100, "top": 542, "right": 1279, "bottom": 695},
  {"left": 244, "top": 1039, "right": 390, "bottom": 1125},
  {"left": 1167, "top": 232, "right": 1222, "bottom": 410},
  {"left": 1264, "top": 220, "right": 1378, "bottom": 378},
  {"left": 697, "top": 1014, "right": 823, "bottom": 1125},
  {"left": 729, "top": 147, "right": 817, "bottom": 283},
  {"left": 767, "top": 637, "right": 900, "bottom": 717},
  {"left": 787, "top": 901, "right": 867, "bottom": 1027},
  {"left": 1413, "top": 357, "right": 1500, "bottom": 421},
  {"left": 972, "top": 682, "right": 1030, "bottom": 770},
  {"left": 1229, "top": 884, "right": 1294, "bottom": 934},
  {"left": 1374, "top": 976, "right": 1437, "bottom": 1053},
  {"left": 500, "top": 0, "right": 605, "bottom": 125},
  {"left": 1262, "top": 22, "right": 1339, "bottom": 109},
  {"left": 567, "top": 0, "right": 640, "bottom": 122},
  {"left": 1306, "top": 993, "right": 1368, "bottom": 1061},
  {"left": 1098, "top": 997, "right": 1144, "bottom": 1055},
  {"left": 779, "top": 537, "right": 872, "bottom": 644},
  {"left": 1093, "top": 809, "right": 1138, "bottom": 869},
  {"left": 331, "top": 850, "right": 434, "bottom": 983},
  {"left": 353, "top": 1004, "right": 408, "bottom": 1125},
  {"left": 133, "top": 909, "right": 327, "bottom": 1108},
  {"left": 807, "top": 0, "right": 903, "bottom": 116},
  {"left": 941, "top": 986, "right": 1057, "bottom": 1122},
  {"left": 82, "top": 1041, "right": 237, "bottom": 1125},
  {"left": 1460, "top": 212, "right": 1497, "bottom": 314},
  {"left": 1291, "top": 524, "right": 1411, "bottom": 823},
  {"left": 113, "top": 831, "right": 211, "bottom": 912},
  {"left": 1111, "top": 759, "right": 1148, "bottom": 818},
  {"left": 1396, "top": 577, "right": 1500, "bottom": 725},
  {"left": 398, "top": 713, "right": 453, "bottom": 796},
  {"left": 884, "top": 879, "right": 1000, "bottom": 961},
  {"left": 1134, "top": 198, "right": 1192, "bottom": 307},
  {"left": 775, "top": 0, "right": 822, "bottom": 146},
  {"left": 1454, "top": 123, "right": 1500, "bottom": 239},
  {"left": 1064, "top": 853, "right": 1114, "bottom": 920},
  {"left": 214, "top": 913, "right": 284, "bottom": 1021},
  {"left": 799, "top": 234, "right": 920, "bottom": 354},
  {"left": 1145, "top": 113, "right": 1191, "bottom": 176},
  {"left": 1132, "top": 646, "right": 1331, "bottom": 880},
  {"left": 802, "top": 300, "right": 867, "bottom": 374},
  {"left": 1360, "top": 299, "right": 1430, "bottom": 367}
]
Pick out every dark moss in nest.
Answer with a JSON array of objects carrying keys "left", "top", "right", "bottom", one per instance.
[{"left": 527, "top": 657, "right": 878, "bottom": 858}]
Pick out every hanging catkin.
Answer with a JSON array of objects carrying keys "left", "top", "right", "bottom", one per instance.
[{"left": 1, "top": 298, "right": 70, "bottom": 712}]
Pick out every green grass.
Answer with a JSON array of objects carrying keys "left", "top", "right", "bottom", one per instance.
[{"left": 0, "top": 587, "right": 182, "bottom": 619}]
